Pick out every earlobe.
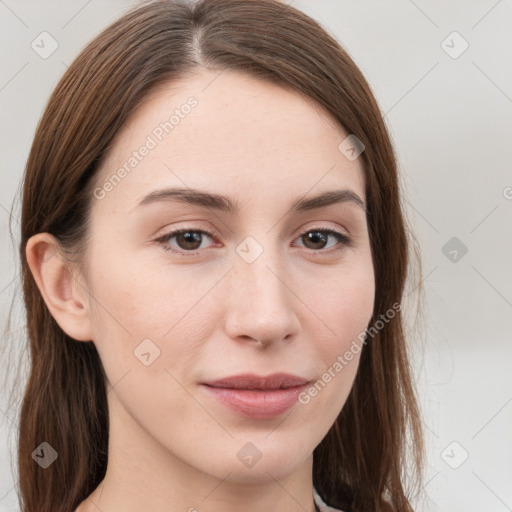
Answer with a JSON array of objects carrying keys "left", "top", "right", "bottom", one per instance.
[{"left": 25, "top": 233, "right": 93, "bottom": 342}]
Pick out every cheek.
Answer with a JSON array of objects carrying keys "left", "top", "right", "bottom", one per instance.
[
  {"left": 85, "top": 253, "right": 222, "bottom": 372},
  {"left": 296, "top": 258, "right": 374, "bottom": 410},
  {"left": 312, "top": 260, "right": 375, "bottom": 353}
]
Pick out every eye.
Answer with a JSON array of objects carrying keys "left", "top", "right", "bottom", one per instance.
[
  {"left": 154, "top": 226, "right": 351, "bottom": 256},
  {"left": 155, "top": 228, "right": 216, "bottom": 255},
  {"left": 293, "top": 228, "right": 351, "bottom": 253}
]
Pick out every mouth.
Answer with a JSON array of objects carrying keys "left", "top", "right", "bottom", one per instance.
[{"left": 201, "top": 373, "right": 310, "bottom": 419}]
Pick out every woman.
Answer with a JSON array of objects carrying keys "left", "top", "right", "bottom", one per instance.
[{"left": 17, "top": 1, "right": 424, "bottom": 511}]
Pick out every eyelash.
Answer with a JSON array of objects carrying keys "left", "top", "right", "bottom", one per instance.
[{"left": 154, "top": 226, "right": 352, "bottom": 257}]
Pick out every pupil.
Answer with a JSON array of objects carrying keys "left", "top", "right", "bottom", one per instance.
[
  {"left": 306, "top": 231, "right": 327, "bottom": 249},
  {"left": 179, "top": 231, "right": 201, "bottom": 250}
]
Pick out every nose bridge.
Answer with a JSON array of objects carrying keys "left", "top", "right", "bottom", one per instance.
[
  {"left": 224, "top": 235, "right": 299, "bottom": 343},
  {"left": 236, "top": 243, "right": 285, "bottom": 303}
]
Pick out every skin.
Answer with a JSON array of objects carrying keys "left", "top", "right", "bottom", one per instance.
[{"left": 26, "top": 68, "right": 375, "bottom": 512}]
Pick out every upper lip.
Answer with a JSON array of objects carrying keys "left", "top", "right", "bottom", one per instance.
[{"left": 203, "top": 373, "right": 309, "bottom": 390}]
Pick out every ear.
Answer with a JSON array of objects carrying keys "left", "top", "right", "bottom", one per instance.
[{"left": 25, "top": 233, "right": 93, "bottom": 342}]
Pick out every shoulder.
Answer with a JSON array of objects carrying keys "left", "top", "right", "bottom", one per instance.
[
  {"left": 313, "top": 487, "right": 397, "bottom": 512},
  {"left": 313, "top": 487, "right": 346, "bottom": 512}
]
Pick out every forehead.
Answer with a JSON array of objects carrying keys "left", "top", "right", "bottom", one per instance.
[{"left": 92, "top": 68, "right": 365, "bottom": 213}]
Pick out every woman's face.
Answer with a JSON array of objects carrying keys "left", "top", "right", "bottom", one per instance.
[{"left": 82, "top": 69, "right": 375, "bottom": 484}]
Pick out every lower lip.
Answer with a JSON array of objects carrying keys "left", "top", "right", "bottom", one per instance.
[{"left": 202, "top": 384, "right": 307, "bottom": 419}]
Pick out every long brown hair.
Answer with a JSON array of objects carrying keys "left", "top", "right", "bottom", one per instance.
[{"left": 13, "top": 0, "right": 424, "bottom": 510}]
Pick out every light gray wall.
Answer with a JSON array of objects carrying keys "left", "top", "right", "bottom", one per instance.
[{"left": 1, "top": 1, "right": 510, "bottom": 511}]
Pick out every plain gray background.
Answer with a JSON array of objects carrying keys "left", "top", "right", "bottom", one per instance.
[{"left": 1, "top": 1, "right": 511, "bottom": 511}]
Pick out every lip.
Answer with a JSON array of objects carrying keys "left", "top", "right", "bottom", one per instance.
[{"left": 201, "top": 373, "right": 309, "bottom": 419}]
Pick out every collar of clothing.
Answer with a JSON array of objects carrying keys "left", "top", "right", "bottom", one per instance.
[{"left": 313, "top": 487, "right": 346, "bottom": 512}]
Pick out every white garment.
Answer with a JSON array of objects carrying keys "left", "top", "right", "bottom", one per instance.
[{"left": 313, "top": 487, "right": 345, "bottom": 512}]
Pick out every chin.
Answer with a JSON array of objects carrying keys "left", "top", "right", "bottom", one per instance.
[{"left": 206, "top": 440, "right": 311, "bottom": 484}]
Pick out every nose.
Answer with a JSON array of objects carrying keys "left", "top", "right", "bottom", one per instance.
[{"left": 223, "top": 245, "right": 301, "bottom": 348}]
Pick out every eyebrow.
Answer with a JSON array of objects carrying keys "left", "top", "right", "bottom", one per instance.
[{"left": 137, "top": 187, "right": 366, "bottom": 214}]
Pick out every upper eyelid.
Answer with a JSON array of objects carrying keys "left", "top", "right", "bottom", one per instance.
[{"left": 157, "top": 223, "right": 349, "bottom": 239}]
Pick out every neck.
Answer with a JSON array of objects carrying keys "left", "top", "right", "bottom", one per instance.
[{"left": 77, "top": 391, "right": 318, "bottom": 512}]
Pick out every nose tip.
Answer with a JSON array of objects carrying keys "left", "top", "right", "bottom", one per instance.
[{"left": 223, "top": 254, "right": 300, "bottom": 347}]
